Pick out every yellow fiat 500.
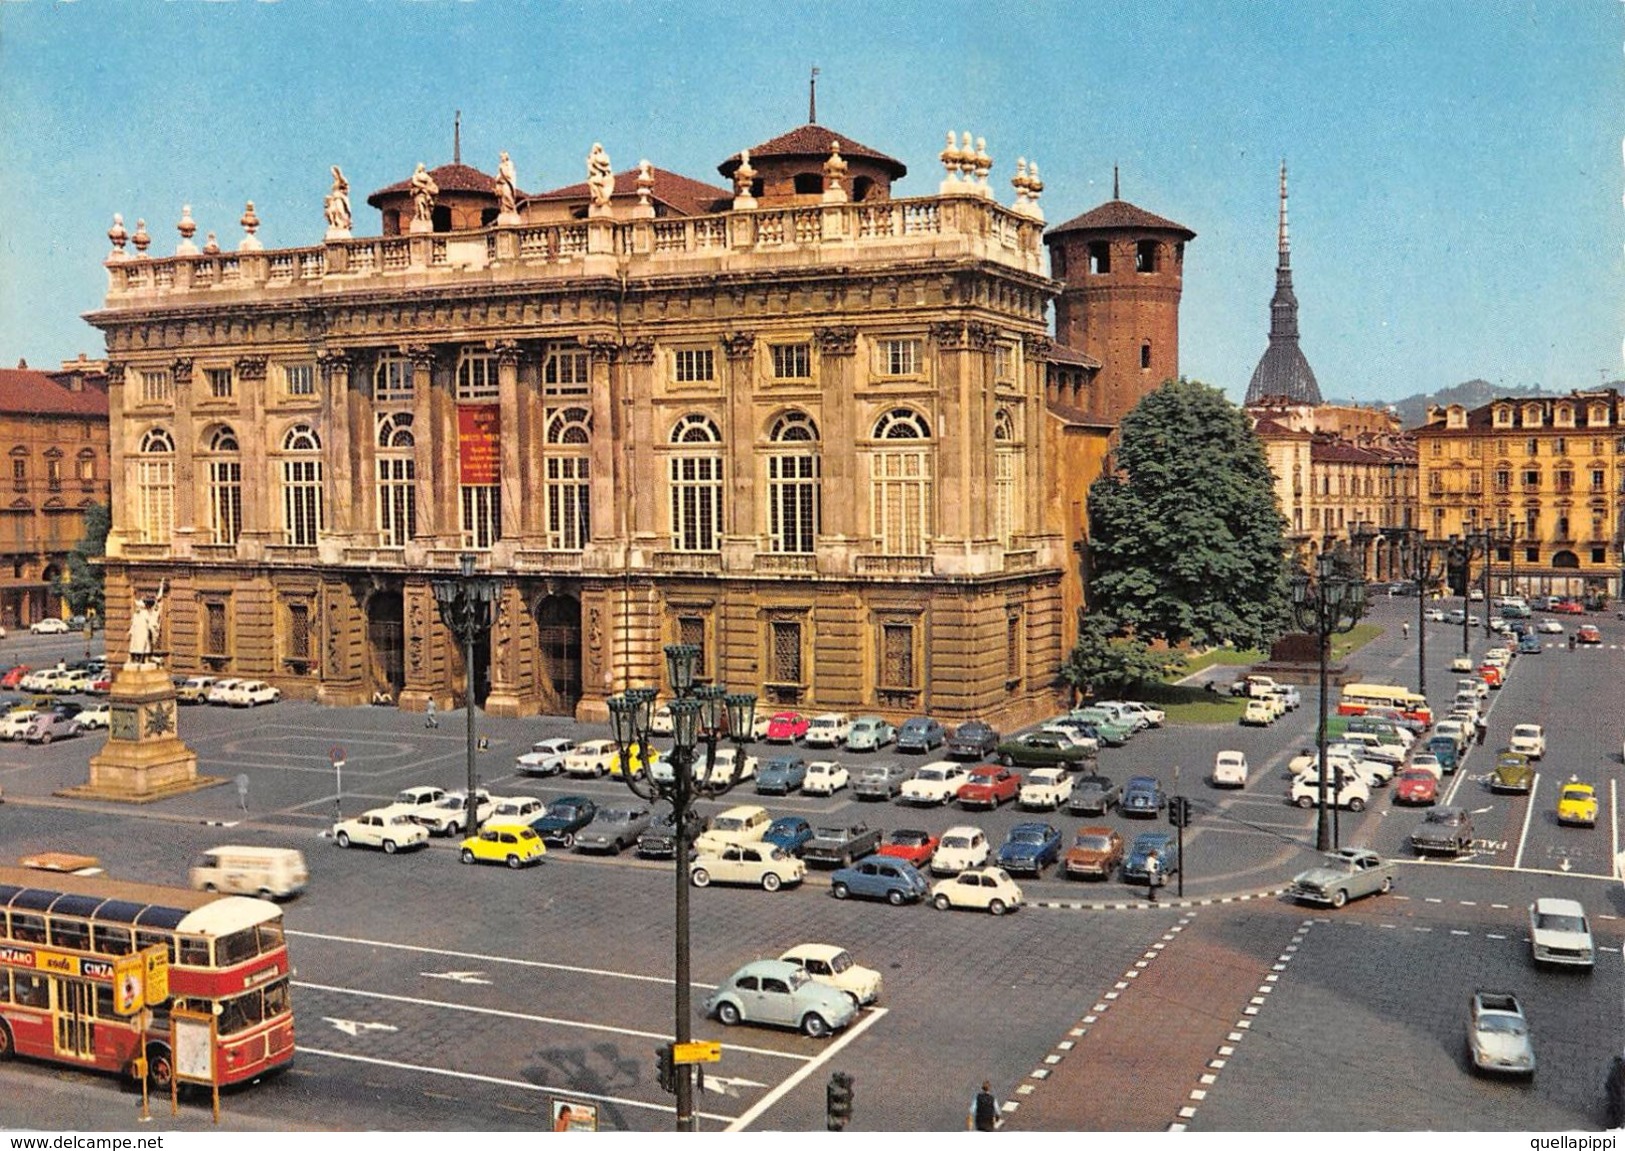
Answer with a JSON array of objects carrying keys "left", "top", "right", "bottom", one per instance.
[
  {"left": 459, "top": 823, "right": 547, "bottom": 868},
  {"left": 1556, "top": 779, "right": 1598, "bottom": 828}
]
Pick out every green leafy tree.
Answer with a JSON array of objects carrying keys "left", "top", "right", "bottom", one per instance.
[
  {"left": 52, "top": 503, "right": 109, "bottom": 622},
  {"left": 1086, "top": 379, "right": 1292, "bottom": 651},
  {"left": 1060, "top": 614, "right": 1184, "bottom": 703}
]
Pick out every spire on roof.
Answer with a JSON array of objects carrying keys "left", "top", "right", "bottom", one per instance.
[
  {"left": 1113, "top": 164, "right": 1120, "bottom": 200},
  {"left": 454, "top": 110, "right": 461, "bottom": 164},
  {"left": 1277, "top": 159, "right": 1290, "bottom": 270},
  {"left": 1245, "top": 159, "right": 1321, "bottom": 406},
  {"left": 809, "top": 65, "right": 819, "bottom": 123}
]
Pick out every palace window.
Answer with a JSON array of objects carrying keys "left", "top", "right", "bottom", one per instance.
[
  {"left": 879, "top": 622, "right": 917, "bottom": 690},
  {"left": 676, "top": 616, "right": 707, "bottom": 680},
  {"left": 671, "top": 348, "right": 716, "bottom": 385},
  {"left": 287, "top": 602, "right": 311, "bottom": 662},
  {"left": 873, "top": 338, "right": 921, "bottom": 377},
  {"left": 456, "top": 351, "right": 499, "bottom": 401},
  {"left": 137, "top": 428, "right": 174, "bottom": 544},
  {"left": 281, "top": 363, "right": 316, "bottom": 398},
  {"left": 373, "top": 356, "right": 415, "bottom": 404},
  {"left": 1493, "top": 470, "right": 1510, "bottom": 493},
  {"left": 279, "top": 424, "right": 323, "bottom": 546},
  {"left": 1007, "top": 612, "right": 1024, "bottom": 685},
  {"left": 1522, "top": 469, "right": 1540, "bottom": 492},
  {"left": 992, "top": 408, "right": 1023, "bottom": 546},
  {"left": 1467, "top": 473, "right": 1481, "bottom": 495},
  {"left": 1555, "top": 470, "right": 1573, "bottom": 493},
  {"left": 871, "top": 408, "right": 932, "bottom": 554},
  {"left": 771, "top": 343, "right": 811, "bottom": 381},
  {"left": 993, "top": 343, "right": 1016, "bottom": 386},
  {"left": 1526, "top": 438, "right": 1538, "bottom": 457},
  {"left": 137, "top": 369, "right": 172, "bottom": 406},
  {"left": 1554, "top": 437, "right": 1568, "bottom": 457},
  {"left": 544, "top": 346, "right": 591, "bottom": 396},
  {"left": 769, "top": 620, "right": 803, "bottom": 684},
  {"left": 766, "top": 411, "right": 820, "bottom": 554},
  {"left": 1525, "top": 509, "right": 1539, "bottom": 537},
  {"left": 45, "top": 456, "right": 60, "bottom": 491},
  {"left": 1592, "top": 469, "right": 1606, "bottom": 492},
  {"left": 206, "top": 426, "right": 243, "bottom": 545},
  {"left": 203, "top": 601, "right": 229, "bottom": 660},
  {"left": 205, "top": 367, "right": 233, "bottom": 399},
  {"left": 376, "top": 412, "right": 416, "bottom": 548},
  {"left": 460, "top": 485, "right": 501, "bottom": 550},
  {"left": 668, "top": 414, "right": 722, "bottom": 552},
  {"left": 546, "top": 407, "right": 591, "bottom": 551}
]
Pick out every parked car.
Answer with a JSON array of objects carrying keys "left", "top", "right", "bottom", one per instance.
[
  {"left": 695, "top": 746, "right": 755, "bottom": 785},
  {"left": 1110, "top": 700, "right": 1168, "bottom": 727},
  {"left": 0, "top": 665, "right": 30, "bottom": 689},
  {"left": 957, "top": 764, "right": 1020, "bottom": 809},
  {"left": 802, "top": 713, "right": 852, "bottom": 748},
  {"left": 802, "top": 760, "right": 848, "bottom": 796},
  {"left": 930, "top": 825, "right": 990, "bottom": 875},
  {"left": 1240, "top": 698, "right": 1276, "bottom": 727},
  {"left": 1122, "top": 831, "right": 1180, "bottom": 882},
  {"left": 574, "top": 805, "right": 654, "bottom": 853},
  {"left": 490, "top": 796, "right": 546, "bottom": 824},
  {"left": 25, "top": 712, "right": 81, "bottom": 743},
  {"left": 929, "top": 866, "right": 1024, "bottom": 915},
  {"left": 515, "top": 737, "right": 576, "bottom": 776},
  {"left": 755, "top": 755, "right": 809, "bottom": 796},
  {"left": 175, "top": 676, "right": 217, "bottom": 704},
  {"left": 635, "top": 809, "right": 703, "bottom": 860},
  {"left": 333, "top": 809, "right": 430, "bottom": 853},
  {"left": 801, "top": 821, "right": 883, "bottom": 868},
  {"left": 762, "top": 815, "right": 815, "bottom": 857},
  {"left": 1489, "top": 751, "right": 1535, "bottom": 795},
  {"left": 704, "top": 959, "right": 857, "bottom": 1038},
  {"left": 895, "top": 716, "right": 947, "bottom": 752},
  {"left": 1211, "top": 751, "right": 1249, "bottom": 788},
  {"left": 378, "top": 785, "right": 448, "bottom": 822},
  {"left": 1068, "top": 773, "right": 1121, "bottom": 816},
  {"left": 993, "top": 822, "right": 1063, "bottom": 875},
  {"left": 224, "top": 680, "right": 281, "bottom": 707},
  {"left": 764, "top": 711, "right": 810, "bottom": 743},
  {"left": 1527, "top": 896, "right": 1594, "bottom": 969},
  {"left": 1410, "top": 805, "right": 1475, "bottom": 856},
  {"left": 845, "top": 715, "right": 895, "bottom": 752},
  {"left": 1121, "top": 775, "right": 1167, "bottom": 817},
  {"left": 205, "top": 678, "right": 243, "bottom": 705},
  {"left": 875, "top": 828, "right": 939, "bottom": 869},
  {"left": 946, "top": 719, "right": 1001, "bottom": 760},
  {"left": 690, "top": 842, "right": 806, "bottom": 891},
  {"left": 1556, "top": 778, "right": 1598, "bottom": 827},
  {"left": 693, "top": 804, "right": 772, "bottom": 852},
  {"left": 996, "top": 730, "right": 1094, "bottom": 769},
  {"left": 851, "top": 762, "right": 912, "bottom": 801},
  {"left": 1063, "top": 826, "right": 1124, "bottom": 880},
  {"left": 0, "top": 709, "right": 40, "bottom": 740},
  {"left": 458, "top": 823, "right": 546, "bottom": 868},
  {"left": 1290, "top": 847, "right": 1395, "bottom": 908},
  {"left": 529, "top": 796, "right": 598, "bottom": 848},
  {"left": 899, "top": 761, "right": 970, "bottom": 805},
  {"left": 1091, "top": 700, "right": 1150, "bottom": 732},
  {"left": 1393, "top": 768, "right": 1440, "bottom": 806},
  {"left": 75, "top": 701, "right": 111, "bottom": 730},
  {"left": 29, "top": 617, "right": 68, "bottom": 634},
  {"left": 415, "top": 790, "right": 497, "bottom": 837},
  {"left": 1468, "top": 990, "right": 1535, "bottom": 1077},
  {"left": 1069, "top": 708, "right": 1132, "bottom": 745},
  {"left": 563, "top": 738, "right": 627, "bottom": 778},
  {"left": 829, "top": 855, "right": 930, "bottom": 905},
  {"left": 1019, "top": 767, "right": 1074, "bottom": 810}
]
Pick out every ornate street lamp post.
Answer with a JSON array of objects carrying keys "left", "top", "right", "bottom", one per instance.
[
  {"left": 1291, "top": 551, "right": 1367, "bottom": 851},
  {"left": 1406, "top": 532, "right": 1450, "bottom": 701},
  {"left": 1448, "top": 531, "right": 1490, "bottom": 656},
  {"left": 608, "top": 644, "right": 756, "bottom": 1133},
  {"left": 429, "top": 553, "right": 500, "bottom": 838}
]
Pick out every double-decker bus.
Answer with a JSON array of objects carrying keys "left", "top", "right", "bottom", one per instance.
[{"left": 0, "top": 865, "right": 294, "bottom": 1090}]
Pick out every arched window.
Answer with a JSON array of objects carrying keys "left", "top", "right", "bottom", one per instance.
[
  {"left": 136, "top": 429, "right": 174, "bottom": 544},
  {"left": 767, "top": 411, "right": 820, "bottom": 554},
  {"left": 376, "top": 412, "right": 416, "bottom": 547},
  {"left": 546, "top": 407, "right": 591, "bottom": 551},
  {"left": 669, "top": 414, "right": 722, "bottom": 552},
  {"left": 279, "top": 424, "right": 323, "bottom": 546},
  {"left": 203, "top": 425, "right": 242, "bottom": 545},
  {"left": 871, "top": 408, "right": 932, "bottom": 554},
  {"left": 992, "top": 408, "right": 1023, "bottom": 547}
]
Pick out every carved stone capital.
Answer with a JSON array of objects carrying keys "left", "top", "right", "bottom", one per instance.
[
  {"left": 316, "top": 349, "right": 354, "bottom": 378},
  {"left": 930, "top": 321, "right": 968, "bottom": 351},
  {"left": 169, "top": 357, "right": 194, "bottom": 386},
  {"left": 967, "top": 321, "right": 998, "bottom": 350},
  {"left": 234, "top": 355, "right": 268, "bottom": 381},
  {"left": 493, "top": 339, "right": 522, "bottom": 368},
  {"left": 722, "top": 331, "right": 756, "bottom": 362},
  {"left": 106, "top": 362, "right": 126, "bottom": 387},
  {"left": 1023, "top": 333, "right": 1052, "bottom": 361},
  {"left": 814, "top": 326, "right": 858, "bottom": 358},
  {"left": 585, "top": 336, "right": 620, "bottom": 364},
  {"left": 405, "top": 344, "right": 441, "bottom": 372},
  {"left": 623, "top": 337, "right": 657, "bottom": 365}
]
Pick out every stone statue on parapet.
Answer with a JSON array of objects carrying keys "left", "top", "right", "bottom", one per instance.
[
  {"left": 586, "top": 143, "right": 614, "bottom": 207},
  {"left": 324, "top": 166, "right": 352, "bottom": 234},
  {"left": 410, "top": 162, "right": 439, "bottom": 225},
  {"left": 494, "top": 152, "right": 518, "bottom": 217}
]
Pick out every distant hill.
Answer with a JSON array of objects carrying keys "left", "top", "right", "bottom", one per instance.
[{"left": 1325, "top": 380, "right": 1571, "bottom": 430}]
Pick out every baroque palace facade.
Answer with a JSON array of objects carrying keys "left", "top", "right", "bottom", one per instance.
[{"left": 87, "top": 122, "right": 1189, "bottom": 725}]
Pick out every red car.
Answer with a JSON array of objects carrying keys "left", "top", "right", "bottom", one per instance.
[
  {"left": 0, "top": 664, "right": 29, "bottom": 689},
  {"left": 764, "top": 711, "right": 809, "bottom": 743},
  {"left": 876, "top": 828, "right": 940, "bottom": 869},
  {"left": 1553, "top": 600, "right": 1585, "bottom": 614},
  {"left": 1393, "top": 768, "right": 1439, "bottom": 806},
  {"left": 1478, "top": 664, "right": 1503, "bottom": 689},
  {"left": 957, "top": 765, "right": 1020, "bottom": 810},
  {"left": 1576, "top": 624, "right": 1602, "bottom": 645}
]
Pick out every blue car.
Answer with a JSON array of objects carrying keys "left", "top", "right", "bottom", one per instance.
[
  {"left": 1121, "top": 775, "right": 1167, "bottom": 817},
  {"left": 993, "top": 822, "right": 1063, "bottom": 875},
  {"left": 763, "top": 815, "right": 814, "bottom": 856},
  {"left": 1123, "top": 831, "right": 1179, "bottom": 882},
  {"left": 1518, "top": 632, "right": 1542, "bottom": 654},
  {"left": 529, "top": 796, "right": 597, "bottom": 847},
  {"left": 829, "top": 856, "right": 930, "bottom": 905},
  {"left": 1425, "top": 735, "right": 1461, "bottom": 774},
  {"left": 756, "top": 756, "right": 809, "bottom": 796},
  {"left": 896, "top": 716, "right": 946, "bottom": 753}
]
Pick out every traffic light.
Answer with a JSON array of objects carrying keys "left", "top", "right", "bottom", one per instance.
[
  {"left": 655, "top": 1043, "right": 676, "bottom": 1095},
  {"left": 826, "top": 1070, "right": 854, "bottom": 1131},
  {"left": 1168, "top": 796, "right": 1192, "bottom": 828}
]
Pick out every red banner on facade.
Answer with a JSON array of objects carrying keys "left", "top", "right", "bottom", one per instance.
[{"left": 458, "top": 405, "right": 501, "bottom": 484}]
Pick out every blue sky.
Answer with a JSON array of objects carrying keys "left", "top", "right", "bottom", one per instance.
[{"left": 1, "top": 0, "right": 1619, "bottom": 405}]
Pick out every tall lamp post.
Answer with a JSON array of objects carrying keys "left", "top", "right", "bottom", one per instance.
[
  {"left": 1405, "top": 532, "right": 1450, "bottom": 701},
  {"left": 1291, "top": 550, "right": 1367, "bottom": 851},
  {"left": 429, "top": 553, "right": 500, "bottom": 839},
  {"left": 1448, "top": 531, "right": 1490, "bottom": 656},
  {"left": 608, "top": 645, "right": 756, "bottom": 1133}
]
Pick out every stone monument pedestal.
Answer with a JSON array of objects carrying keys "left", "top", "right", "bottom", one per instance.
[{"left": 61, "top": 664, "right": 221, "bottom": 803}]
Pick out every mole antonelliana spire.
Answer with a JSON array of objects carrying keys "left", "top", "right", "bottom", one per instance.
[{"left": 1245, "top": 161, "right": 1322, "bottom": 405}]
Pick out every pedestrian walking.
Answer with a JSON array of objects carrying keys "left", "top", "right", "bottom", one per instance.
[
  {"left": 1402, "top": 621, "right": 1410, "bottom": 640},
  {"left": 1145, "top": 848, "right": 1162, "bottom": 903},
  {"left": 968, "top": 1080, "right": 1001, "bottom": 1131},
  {"left": 425, "top": 697, "right": 439, "bottom": 729}
]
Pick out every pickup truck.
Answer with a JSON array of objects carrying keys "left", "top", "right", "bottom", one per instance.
[
  {"left": 1290, "top": 847, "right": 1395, "bottom": 907},
  {"left": 1468, "top": 990, "right": 1535, "bottom": 1076},
  {"left": 801, "top": 821, "right": 884, "bottom": 868}
]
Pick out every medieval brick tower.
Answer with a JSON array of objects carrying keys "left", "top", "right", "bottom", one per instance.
[{"left": 1044, "top": 171, "right": 1195, "bottom": 424}]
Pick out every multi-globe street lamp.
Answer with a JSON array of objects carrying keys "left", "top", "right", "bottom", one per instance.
[
  {"left": 429, "top": 553, "right": 500, "bottom": 839},
  {"left": 607, "top": 644, "right": 756, "bottom": 1133},
  {"left": 1291, "top": 550, "right": 1367, "bottom": 851},
  {"left": 1447, "top": 530, "right": 1491, "bottom": 656}
]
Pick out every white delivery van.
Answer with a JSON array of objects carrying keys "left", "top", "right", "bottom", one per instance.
[{"left": 189, "top": 845, "right": 309, "bottom": 899}]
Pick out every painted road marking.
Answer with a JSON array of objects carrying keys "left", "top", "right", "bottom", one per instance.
[{"left": 323, "top": 1017, "right": 398, "bottom": 1037}]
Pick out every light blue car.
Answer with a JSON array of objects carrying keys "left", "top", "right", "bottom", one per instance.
[
  {"left": 845, "top": 715, "right": 895, "bottom": 752},
  {"left": 829, "top": 856, "right": 930, "bottom": 905},
  {"left": 704, "top": 959, "right": 858, "bottom": 1038}
]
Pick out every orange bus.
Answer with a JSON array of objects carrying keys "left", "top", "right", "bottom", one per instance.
[{"left": 0, "top": 865, "right": 294, "bottom": 1090}]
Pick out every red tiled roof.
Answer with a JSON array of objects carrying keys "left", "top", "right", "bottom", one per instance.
[
  {"left": 366, "top": 163, "right": 520, "bottom": 208},
  {"left": 1047, "top": 198, "right": 1195, "bottom": 240},
  {"left": 0, "top": 370, "right": 108, "bottom": 417},
  {"left": 1250, "top": 416, "right": 1307, "bottom": 436},
  {"left": 1046, "top": 341, "right": 1101, "bottom": 369},
  {"left": 533, "top": 167, "right": 732, "bottom": 217},
  {"left": 718, "top": 123, "right": 907, "bottom": 179},
  {"left": 1045, "top": 397, "right": 1116, "bottom": 430}
]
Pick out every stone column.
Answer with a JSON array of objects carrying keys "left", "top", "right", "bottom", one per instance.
[
  {"left": 721, "top": 331, "right": 756, "bottom": 571},
  {"left": 170, "top": 357, "right": 198, "bottom": 546},
  {"left": 814, "top": 326, "right": 859, "bottom": 545},
  {"left": 495, "top": 341, "right": 523, "bottom": 550},
  {"left": 408, "top": 345, "right": 452, "bottom": 546},
  {"left": 235, "top": 355, "right": 272, "bottom": 547},
  {"left": 484, "top": 581, "right": 524, "bottom": 717},
  {"left": 397, "top": 579, "right": 441, "bottom": 714},
  {"left": 318, "top": 351, "right": 355, "bottom": 541},
  {"left": 930, "top": 321, "right": 974, "bottom": 546}
]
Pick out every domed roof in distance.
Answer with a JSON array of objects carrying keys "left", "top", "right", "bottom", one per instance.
[
  {"left": 367, "top": 162, "right": 523, "bottom": 208},
  {"left": 1046, "top": 198, "right": 1195, "bottom": 240},
  {"left": 718, "top": 123, "right": 906, "bottom": 180}
]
